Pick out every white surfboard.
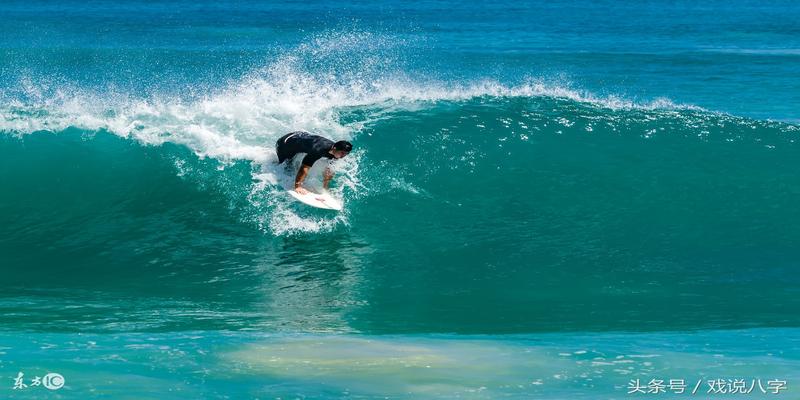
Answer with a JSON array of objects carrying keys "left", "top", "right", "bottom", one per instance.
[
  {"left": 286, "top": 189, "right": 343, "bottom": 211},
  {"left": 279, "top": 156, "right": 344, "bottom": 211}
]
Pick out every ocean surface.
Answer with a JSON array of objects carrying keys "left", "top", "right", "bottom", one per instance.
[{"left": 1, "top": 1, "right": 799, "bottom": 398}]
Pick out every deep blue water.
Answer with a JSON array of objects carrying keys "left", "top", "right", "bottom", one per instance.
[{"left": 2, "top": 0, "right": 800, "bottom": 120}]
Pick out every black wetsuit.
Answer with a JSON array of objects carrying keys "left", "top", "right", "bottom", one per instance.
[{"left": 275, "top": 131, "right": 335, "bottom": 166}]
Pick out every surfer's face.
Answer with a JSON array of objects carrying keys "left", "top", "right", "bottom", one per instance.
[{"left": 332, "top": 150, "right": 349, "bottom": 159}]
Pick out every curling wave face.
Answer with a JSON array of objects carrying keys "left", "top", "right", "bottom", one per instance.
[
  {"left": 1, "top": 68, "right": 799, "bottom": 334},
  {"left": 1, "top": 25, "right": 800, "bottom": 334}
]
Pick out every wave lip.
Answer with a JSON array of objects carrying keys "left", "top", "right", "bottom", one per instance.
[{"left": 0, "top": 73, "right": 706, "bottom": 162}]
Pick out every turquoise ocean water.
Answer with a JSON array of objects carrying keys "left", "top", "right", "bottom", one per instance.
[{"left": 1, "top": 1, "right": 799, "bottom": 398}]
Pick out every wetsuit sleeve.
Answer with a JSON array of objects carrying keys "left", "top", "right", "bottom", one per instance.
[{"left": 301, "top": 152, "right": 322, "bottom": 167}]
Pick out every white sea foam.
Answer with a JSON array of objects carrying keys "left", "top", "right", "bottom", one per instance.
[
  {"left": 0, "top": 65, "right": 706, "bottom": 235},
  {"left": 0, "top": 32, "right": 709, "bottom": 235},
  {"left": 0, "top": 64, "right": 701, "bottom": 165}
]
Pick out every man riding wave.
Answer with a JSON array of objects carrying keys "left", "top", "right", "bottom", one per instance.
[{"left": 275, "top": 131, "right": 352, "bottom": 194}]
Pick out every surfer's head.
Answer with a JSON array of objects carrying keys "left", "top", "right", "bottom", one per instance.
[{"left": 331, "top": 141, "right": 352, "bottom": 159}]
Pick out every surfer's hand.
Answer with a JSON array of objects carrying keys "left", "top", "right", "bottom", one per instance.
[{"left": 295, "top": 186, "right": 309, "bottom": 195}]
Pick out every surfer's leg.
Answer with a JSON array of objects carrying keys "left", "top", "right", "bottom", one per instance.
[
  {"left": 277, "top": 147, "right": 294, "bottom": 164},
  {"left": 275, "top": 133, "right": 295, "bottom": 164},
  {"left": 275, "top": 131, "right": 308, "bottom": 163},
  {"left": 277, "top": 142, "right": 304, "bottom": 164}
]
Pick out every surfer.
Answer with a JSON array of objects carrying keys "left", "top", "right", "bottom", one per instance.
[{"left": 275, "top": 131, "right": 352, "bottom": 194}]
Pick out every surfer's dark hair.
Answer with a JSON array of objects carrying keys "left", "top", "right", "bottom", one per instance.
[{"left": 333, "top": 141, "right": 352, "bottom": 152}]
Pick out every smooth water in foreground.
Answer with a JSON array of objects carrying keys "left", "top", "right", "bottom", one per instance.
[{"left": 3, "top": 329, "right": 799, "bottom": 399}]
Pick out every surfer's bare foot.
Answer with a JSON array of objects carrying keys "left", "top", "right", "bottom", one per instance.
[{"left": 295, "top": 186, "right": 310, "bottom": 195}]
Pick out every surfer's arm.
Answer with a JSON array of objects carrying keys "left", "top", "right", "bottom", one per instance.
[
  {"left": 294, "top": 164, "right": 310, "bottom": 193},
  {"left": 322, "top": 167, "right": 334, "bottom": 189}
]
